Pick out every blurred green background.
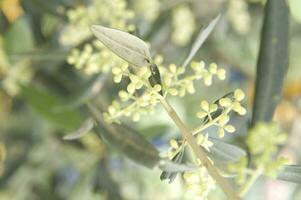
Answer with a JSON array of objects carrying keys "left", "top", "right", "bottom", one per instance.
[{"left": 0, "top": 0, "right": 301, "bottom": 199}]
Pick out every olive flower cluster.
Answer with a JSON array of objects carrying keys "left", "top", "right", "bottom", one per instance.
[
  {"left": 103, "top": 58, "right": 230, "bottom": 124},
  {"left": 60, "top": 0, "right": 134, "bottom": 46},
  {"left": 247, "top": 122, "right": 289, "bottom": 177},
  {"left": 62, "top": 0, "right": 134, "bottom": 75},
  {"left": 194, "top": 89, "right": 246, "bottom": 138},
  {"left": 228, "top": 122, "right": 289, "bottom": 185}
]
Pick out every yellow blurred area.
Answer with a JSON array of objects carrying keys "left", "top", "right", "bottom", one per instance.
[
  {"left": 1, "top": 0, "right": 24, "bottom": 23},
  {"left": 0, "top": 143, "right": 7, "bottom": 176},
  {"left": 81, "top": 133, "right": 106, "bottom": 156}
]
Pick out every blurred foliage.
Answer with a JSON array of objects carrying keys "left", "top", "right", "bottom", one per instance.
[{"left": 0, "top": 0, "right": 301, "bottom": 199}]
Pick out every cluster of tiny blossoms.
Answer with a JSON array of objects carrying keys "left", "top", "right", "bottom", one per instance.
[
  {"left": 194, "top": 89, "right": 246, "bottom": 137},
  {"left": 103, "top": 56, "right": 228, "bottom": 124},
  {"left": 60, "top": 0, "right": 134, "bottom": 46},
  {"left": 103, "top": 64, "right": 160, "bottom": 123},
  {"left": 228, "top": 122, "right": 289, "bottom": 185},
  {"left": 133, "top": 0, "right": 160, "bottom": 22},
  {"left": 62, "top": 0, "right": 134, "bottom": 74},
  {"left": 67, "top": 41, "right": 128, "bottom": 74},
  {"left": 227, "top": 0, "right": 251, "bottom": 35},
  {"left": 171, "top": 5, "right": 196, "bottom": 46},
  {"left": 162, "top": 61, "right": 226, "bottom": 97},
  {"left": 247, "top": 123, "right": 289, "bottom": 177}
]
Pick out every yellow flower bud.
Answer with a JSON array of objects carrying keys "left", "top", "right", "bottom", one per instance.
[
  {"left": 113, "top": 75, "right": 122, "bottom": 83},
  {"left": 112, "top": 67, "right": 121, "bottom": 75},
  {"left": 219, "top": 97, "right": 232, "bottom": 107},
  {"left": 234, "top": 89, "right": 245, "bottom": 101},
  {"left": 169, "top": 88, "right": 178, "bottom": 96},
  {"left": 127, "top": 83, "right": 136, "bottom": 94},
  {"left": 196, "top": 111, "right": 207, "bottom": 119},
  {"left": 217, "top": 68, "right": 226, "bottom": 80},
  {"left": 238, "top": 107, "right": 247, "bottom": 115},
  {"left": 219, "top": 115, "right": 230, "bottom": 126},
  {"left": 169, "top": 64, "right": 177, "bottom": 73},
  {"left": 169, "top": 139, "right": 179, "bottom": 149},
  {"left": 218, "top": 127, "right": 225, "bottom": 138},
  {"left": 224, "top": 125, "right": 235, "bottom": 133},
  {"left": 204, "top": 74, "right": 212, "bottom": 86},
  {"left": 209, "top": 63, "right": 218, "bottom": 74},
  {"left": 108, "top": 106, "right": 116, "bottom": 115},
  {"left": 200, "top": 100, "right": 209, "bottom": 112},
  {"left": 153, "top": 84, "right": 162, "bottom": 93}
]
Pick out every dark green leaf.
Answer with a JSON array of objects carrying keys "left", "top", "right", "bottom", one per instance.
[
  {"left": 251, "top": 0, "right": 289, "bottom": 126},
  {"left": 64, "top": 75, "right": 107, "bottom": 109},
  {"left": 22, "top": 85, "right": 83, "bottom": 131},
  {"left": 148, "top": 64, "right": 163, "bottom": 95},
  {"left": 88, "top": 103, "right": 159, "bottom": 168}
]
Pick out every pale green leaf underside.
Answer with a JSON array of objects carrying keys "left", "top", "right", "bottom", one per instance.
[
  {"left": 208, "top": 137, "right": 246, "bottom": 163},
  {"left": 182, "top": 14, "right": 221, "bottom": 68},
  {"left": 91, "top": 25, "right": 151, "bottom": 67},
  {"left": 63, "top": 118, "right": 94, "bottom": 140}
]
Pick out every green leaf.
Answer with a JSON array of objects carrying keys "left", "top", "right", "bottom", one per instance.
[
  {"left": 277, "top": 165, "right": 301, "bottom": 184},
  {"left": 88, "top": 103, "right": 159, "bottom": 168},
  {"left": 58, "top": 75, "right": 107, "bottom": 109},
  {"left": 182, "top": 14, "right": 221, "bottom": 68},
  {"left": 22, "top": 86, "right": 83, "bottom": 131},
  {"left": 251, "top": 0, "right": 289, "bottom": 125},
  {"left": 4, "top": 17, "right": 35, "bottom": 55},
  {"left": 208, "top": 138, "right": 246, "bottom": 163},
  {"left": 91, "top": 25, "right": 152, "bottom": 67}
]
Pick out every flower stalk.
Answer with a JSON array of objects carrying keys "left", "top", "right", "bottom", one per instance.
[{"left": 159, "top": 97, "right": 240, "bottom": 200}]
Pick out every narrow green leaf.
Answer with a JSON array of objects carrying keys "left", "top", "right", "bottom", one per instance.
[
  {"left": 277, "top": 165, "right": 301, "bottom": 184},
  {"left": 88, "top": 103, "right": 159, "bottom": 168},
  {"left": 251, "top": 0, "right": 289, "bottom": 125},
  {"left": 58, "top": 75, "right": 107, "bottom": 110},
  {"left": 182, "top": 14, "right": 221, "bottom": 68},
  {"left": 91, "top": 25, "right": 152, "bottom": 67}
]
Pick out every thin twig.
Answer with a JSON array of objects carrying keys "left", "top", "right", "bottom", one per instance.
[{"left": 159, "top": 98, "right": 240, "bottom": 200}]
